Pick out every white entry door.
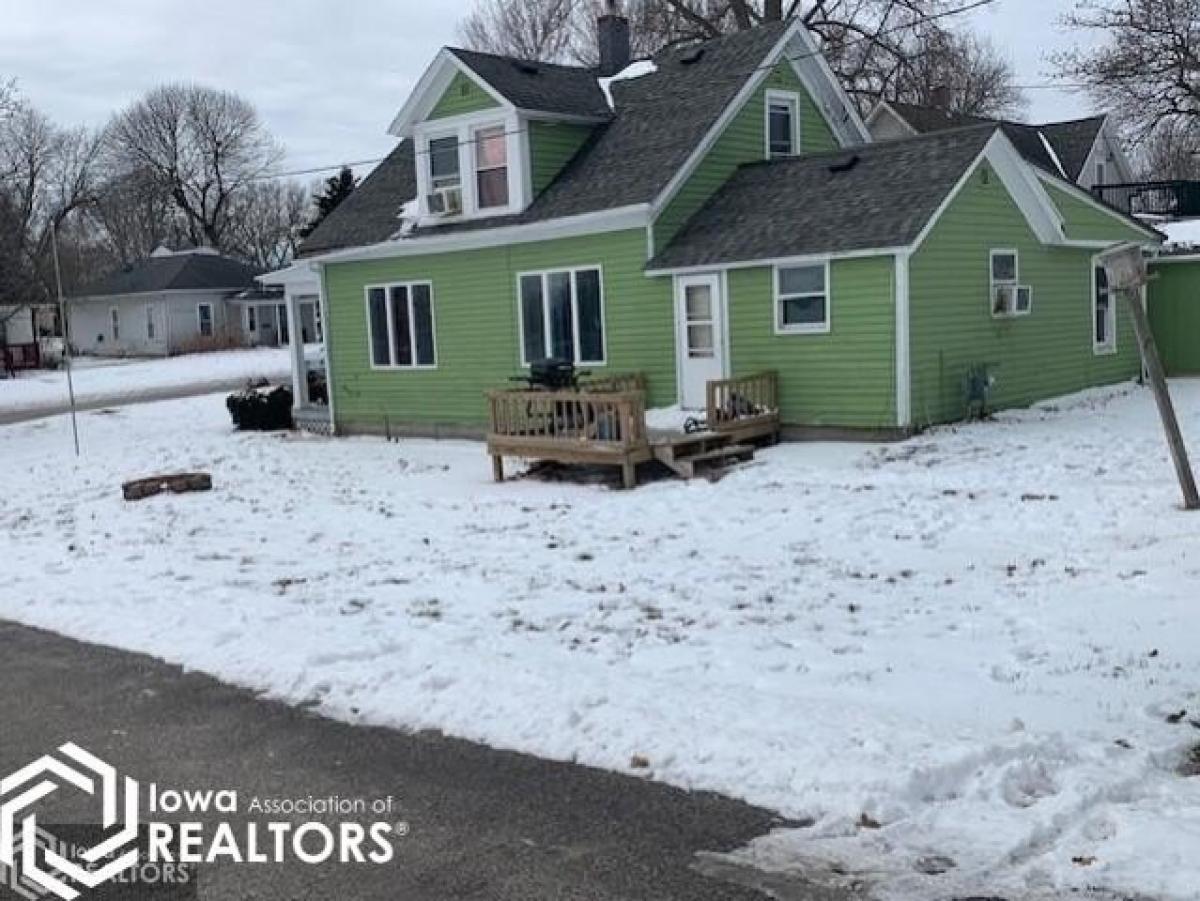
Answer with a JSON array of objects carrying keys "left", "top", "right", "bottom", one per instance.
[{"left": 675, "top": 274, "right": 726, "bottom": 410}]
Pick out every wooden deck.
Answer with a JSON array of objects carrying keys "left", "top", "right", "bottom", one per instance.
[{"left": 486, "top": 371, "right": 780, "bottom": 489}]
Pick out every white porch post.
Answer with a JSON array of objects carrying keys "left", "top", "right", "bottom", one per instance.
[{"left": 286, "top": 289, "right": 309, "bottom": 408}]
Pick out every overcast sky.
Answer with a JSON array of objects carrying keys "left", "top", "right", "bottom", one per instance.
[{"left": 2, "top": 0, "right": 1097, "bottom": 183}]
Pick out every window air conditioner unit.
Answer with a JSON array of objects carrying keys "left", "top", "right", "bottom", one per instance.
[{"left": 427, "top": 186, "right": 463, "bottom": 216}]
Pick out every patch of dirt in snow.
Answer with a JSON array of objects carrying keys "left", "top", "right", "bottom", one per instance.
[{"left": 2, "top": 381, "right": 1200, "bottom": 899}]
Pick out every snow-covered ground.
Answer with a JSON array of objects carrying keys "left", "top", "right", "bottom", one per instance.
[
  {"left": 0, "top": 348, "right": 290, "bottom": 416},
  {"left": 3, "top": 381, "right": 1200, "bottom": 899}
]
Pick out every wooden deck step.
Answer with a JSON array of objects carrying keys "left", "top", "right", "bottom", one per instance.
[{"left": 653, "top": 440, "right": 755, "bottom": 480}]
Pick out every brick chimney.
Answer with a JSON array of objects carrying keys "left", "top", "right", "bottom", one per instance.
[{"left": 598, "top": 0, "right": 631, "bottom": 78}]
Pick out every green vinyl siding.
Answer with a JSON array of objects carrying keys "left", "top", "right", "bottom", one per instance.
[
  {"left": 428, "top": 71, "right": 500, "bottom": 120},
  {"left": 728, "top": 256, "right": 897, "bottom": 428},
  {"left": 654, "top": 62, "right": 840, "bottom": 252},
  {"left": 1148, "top": 259, "right": 1200, "bottom": 375},
  {"left": 910, "top": 161, "right": 1141, "bottom": 426},
  {"left": 1043, "top": 181, "right": 1151, "bottom": 244},
  {"left": 530, "top": 121, "right": 594, "bottom": 196},
  {"left": 323, "top": 229, "right": 674, "bottom": 432}
]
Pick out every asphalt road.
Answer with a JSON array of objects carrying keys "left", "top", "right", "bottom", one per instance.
[
  {"left": 0, "top": 621, "right": 848, "bottom": 901},
  {"left": 0, "top": 378, "right": 263, "bottom": 425}
]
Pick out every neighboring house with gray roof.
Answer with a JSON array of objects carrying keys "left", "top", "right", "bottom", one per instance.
[
  {"left": 68, "top": 247, "right": 269, "bottom": 356},
  {"left": 865, "top": 101, "right": 1134, "bottom": 191},
  {"left": 273, "top": 13, "right": 1160, "bottom": 437}
]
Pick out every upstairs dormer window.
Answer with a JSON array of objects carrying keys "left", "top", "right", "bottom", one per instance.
[
  {"left": 430, "top": 136, "right": 461, "bottom": 190},
  {"left": 474, "top": 125, "right": 509, "bottom": 209},
  {"left": 766, "top": 90, "right": 800, "bottom": 160}
]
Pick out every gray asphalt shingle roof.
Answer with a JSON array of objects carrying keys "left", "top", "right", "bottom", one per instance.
[
  {"left": 887, "top": 102, "right": 1107, "bottom": 183},
  {"left": 298, "top": 141, "right": 417, "bottom": 257},
  {"left": 298, "top": 22, "right": 795, "bottom": 254},
  {"left": 648, "top": 124, "right": 999, "bottom": 270},
  {"left": 72, "top": 251, "right": 261, "bottom": 299},
  {"left": 448, "top": 48, "right": 612, "bottom": 119}
]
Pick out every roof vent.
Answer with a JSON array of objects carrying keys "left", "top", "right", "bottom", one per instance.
[
  {"left": 512, "top": 60, "right": 540, "bottom": 75},
  {"left": 828, "top": 155, "right": 861, "bottom": 174},
  {"left": 679, "top": 47, "right": 706, "bottom": 66}
]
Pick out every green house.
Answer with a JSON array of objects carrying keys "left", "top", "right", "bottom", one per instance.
[
  {"left": 1148, "top": 252, "right": 1200, "bottom": 376},
  {"left": 276, "top": 17, "right": 1160, "bottom": 440}
]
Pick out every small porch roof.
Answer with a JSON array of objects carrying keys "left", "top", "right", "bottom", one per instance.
[{"left": 257, "top": 263, "right": 321, "bottom": 295}]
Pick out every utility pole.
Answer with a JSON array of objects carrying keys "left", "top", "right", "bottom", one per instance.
[
  {"left": 1099, "top": 242, "right": 1198, "bottom": 511},
  {"left": 50, "top": 223, "right": 80, "bottom": 457}
]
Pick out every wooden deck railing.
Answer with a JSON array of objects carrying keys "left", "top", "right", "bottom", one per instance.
[
  {"left": 487, "top": 388, "right": 648, "bottom": 452},
  {"left": 706, "top": 371, "right": 779, "bottom": 428}
]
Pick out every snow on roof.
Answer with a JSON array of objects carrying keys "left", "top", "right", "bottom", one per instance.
[
  {"left": 598, "top": 59, "right": 659, "bottom": 109},
  {"left": 1037, "top": 130, "right": 1067, "bottom": 180},
  {"left": 1159, "top": 218, "right": 1200, "bottom": 247}
]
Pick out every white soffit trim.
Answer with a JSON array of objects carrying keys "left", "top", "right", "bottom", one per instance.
[
  {"left": 894, "top": 251, "right": 911, "bottom": 429},
  {"left": 388, "top": 49, "right": 513, "bottom": 138},
  {"left": 1034, "top": 169, "right": 1163, "bottom": 242},
  {"left": 306, "top": 204, "right": 652, "bottom": 265},
  {"left": 984, "top": 131, "right": 1066, "bottom": 244}
]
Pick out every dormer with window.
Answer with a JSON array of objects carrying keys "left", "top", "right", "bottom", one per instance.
[{"left": 388, "top": 48, "right": 612, "bottom": 228}]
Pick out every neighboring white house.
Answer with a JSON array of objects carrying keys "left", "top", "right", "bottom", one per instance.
[
  {"left": 68, "top": 247, "right": 267, "bottom": 357},
  {"left": 865, "top": 102, "right": 1134, "bottom": 191}
]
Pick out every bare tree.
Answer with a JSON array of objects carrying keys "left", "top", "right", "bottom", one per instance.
[
  {"left": 0, "top": 99, "right": 102, "bottom": 306},
  {"left": 888, "top": 26, "right": 1025, "bottom": 117},
  {"left": 86, "top": 167, "right": 187, "bottom": 266},
  {"left": 459, "top": 0, "right": 582, "bottom": 60},
  {"left": 105, "top": 84, "right": 283, "bottom": 251},
  {"left": 223, "top": 179, "right": 309, "bottom": 270},
  {"left": 1140, "top": 119, "right": 1200, "bottom": 180},
  {"left": 1055, "top": 0, "right": 1200, "bottom": 142}
]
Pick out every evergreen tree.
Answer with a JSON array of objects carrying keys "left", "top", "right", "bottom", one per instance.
[{"left": 301, "top": 167, "right": 357, "bottom": 238}]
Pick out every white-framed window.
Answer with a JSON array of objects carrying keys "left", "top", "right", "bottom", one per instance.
[
  {"left": 145, "top": 305, "right": 155, "bottom": 340},
  {"left": 428, "top": 134, "right": 461, "bottom": 191},
  {"left": 417, "top": 114, "right": 524, "bottom": 221},
  {"left": 990, "top": 249, "right": 1032, "bottom": 317},
  {"left": 473, "top": 124, "right": 509, "bottom": 209},
  {"left": 197, "top": 302, "right": 214, "bottom": 337},
  {"left": 765, "top": 90, "right": 801, "bottom": 160},
  {"left": 1092, "top": 260, "right": 1116, "bottom": 354},
  {"left": 365, "top": 282, "right": 437, "bottom": 369},
  {"left": 517, "top": 267, "right": 606, "bottom": 366},
  {"left": 247, "top": 306, "right": 257, "bottom": 332},
  {"left": 774, "top": 262, "right": 830, "bottom": 334},
  {"left": 110, "top": 307, "right": 120, "bottom": 341}
]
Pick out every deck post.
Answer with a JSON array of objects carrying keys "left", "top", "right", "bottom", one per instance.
[
  {"left": 621, "top": 460, "right": 636, "bottom": 490},
  {"left": 491, "top": 454, "right": 504, "bottom": 483}
]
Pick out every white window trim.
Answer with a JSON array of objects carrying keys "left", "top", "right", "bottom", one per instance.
[
  {"left": 764, "top": 89, "right": 801, "bottom": 161},
  {"left": 1091, "top": 257, "right": 1118, "bottom": 355},
  {"left": 515, "top": 265, "right": 608, "bottom": 367},
  {"left": 197, "top": 302, "right": 214, "bottom": 337},
  {"left": 774, "top": 260, "right": 831, "bottom": 335},
  {"left": 989, "top": 249, "right": 1032, "bottom": 319},
  {"left": 364, "top": 281, "right": 439, "bottom": 371},
  {"left": 109, "top": 306, "right": 120, "bottom": 341},
  {"left": 413, "top": 109, "right": 527, "bottom": 224}
]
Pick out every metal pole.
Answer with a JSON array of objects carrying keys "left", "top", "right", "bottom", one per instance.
[{"left": 50, "top": 224, "right": 80, "bottom": 457}]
